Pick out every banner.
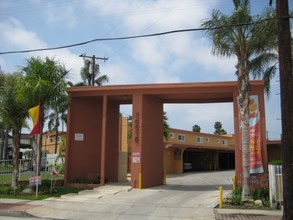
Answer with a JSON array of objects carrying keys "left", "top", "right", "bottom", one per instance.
[
  {"left": 249, "top": 95, "right": 264, "bottom": 174},
  {"left": 28, "top": 105, "right": 41, "bottom": 134}
]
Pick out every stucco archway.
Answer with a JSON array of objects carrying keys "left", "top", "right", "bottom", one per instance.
[{"left": 65, "top": 81, "right": 267, "bottom": 189}]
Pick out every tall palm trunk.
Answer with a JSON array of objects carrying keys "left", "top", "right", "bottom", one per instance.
[
  {"left": 12, "top": 127, "right": 21, "bottom": 187},
  {"left": 238, "top": 57, "right": 251, "bottom": 201}
]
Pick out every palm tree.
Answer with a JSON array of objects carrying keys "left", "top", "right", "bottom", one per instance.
[
  {"left": 192, "top": 124, "right": 201, "bottom": 132},
  {"left": 17, "top": 56, "right": 69, "bottom": 175},
  {"left": 0, "top": 73, "right": 29, "bottom": 186},
  {"left": 214, "top": 121, "right": 227, "bottom": 135},
  {"left": 201, "top": 0, "right": 276, "bottom": 200},
  {"left": 47, "top": 92, "right": 68, "bottom": 154},
  {"left": 79, "top": 59, "right": 109, "bottom": 86}
]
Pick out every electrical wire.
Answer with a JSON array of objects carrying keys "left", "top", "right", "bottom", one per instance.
[{"left": 0, "top": 17, "right": 290, "bottom": 55}]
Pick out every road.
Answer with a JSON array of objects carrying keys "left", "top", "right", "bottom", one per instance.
[{"left": 1, "top": 170, "right": 235, "bottom": 220}]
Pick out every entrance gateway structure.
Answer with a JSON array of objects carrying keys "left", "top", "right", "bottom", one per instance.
[{"left": 65, "top": 81, "right": 268, "bottom": 188}]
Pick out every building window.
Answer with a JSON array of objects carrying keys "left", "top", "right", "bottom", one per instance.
[
  {"left": 178, "top": 134, "right": 185, "bottom": 141},
  {"left": 169, "top": 133, "right": 174, "bottom": 138},
  {"left": 217, "top": 139, "right": 220, "bottom": 143},
  {"left": 222, "top": 140, "right": 228, "bottom": 145},
  {"left": 58, "top": 136, "right": 61, "bottom": 142},
  {"left": 197, "top": 137, "right": 203, "bottom": 143},
  {"left": 205, "top": 138, "right": 210, "bottom": 142},
  {"left": 50, "top": 137, "right": 54, "bottom": 143}
]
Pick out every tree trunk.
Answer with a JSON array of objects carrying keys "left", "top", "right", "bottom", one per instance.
[
  {"left": 4, "top": 128, "right": 9, "bottom": 159},
  {"left": 54, "top": 117, "right": 59, "bottom": 154},
  {"left": 11, "top": 128, "right": 20, "bottom": 187},
  {"left": 238, "top": 57, "right": 251, "bottom": 201},
  {"left": 276, "top": 0, "right": 293, "bottom": 219},
  {"left": 0, "top": 129, "right": 4, "bottom": 159}
]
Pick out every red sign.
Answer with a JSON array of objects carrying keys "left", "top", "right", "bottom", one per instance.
[
  {"left": 29, "top": 176, "right": 42, "bottom": 186},
  {"left": 249, "top": 95, "right": 264, "bottom": 174}
]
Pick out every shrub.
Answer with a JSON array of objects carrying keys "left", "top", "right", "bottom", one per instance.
[
  {"left": 226, "top": 187, "right": 242, "bottom": 205},
  {"left": 252, "top": 187, "right": 269, "bottom": 206},
  {"left": 268, "top": 160, "right": 282, "bottom": 165},
  {"left": 0, "top": 183, "right": 26, "bottom": 195}
]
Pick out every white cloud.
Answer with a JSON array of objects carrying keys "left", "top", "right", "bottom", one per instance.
[
  {"left": 44, "top": 3, "right": 77, "bottom": 29},
  {"left": 0, "top": 18, "right": 46, "bottom": 50},
  {"left": 165, "top": 103, "right": 234, "bottom": 134},
  {"left": 0, "top": 18, "right": 82, "bottom": 83}
]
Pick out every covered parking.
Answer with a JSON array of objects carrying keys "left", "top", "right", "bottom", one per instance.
[{"left": 183, "top": 148, "right": 235, "bottom": 171}]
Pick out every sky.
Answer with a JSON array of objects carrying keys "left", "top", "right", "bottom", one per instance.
[{"left": 0, "top": 0, "right": 290, "bottom": 140}]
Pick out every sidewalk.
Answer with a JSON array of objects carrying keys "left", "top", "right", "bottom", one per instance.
[{"left": 0, "top": 199, "right": 283, "bottom": 220}]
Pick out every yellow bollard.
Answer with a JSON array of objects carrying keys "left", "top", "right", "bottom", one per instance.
[
  {"left": 232, "top": 176, "right": 236, "bottom": 191},
  {"left": 219, "top": 186, "right": 223, "bottom": 209},
  {"left": 138, "top": 173, "right": 142, "bottom": 189}
]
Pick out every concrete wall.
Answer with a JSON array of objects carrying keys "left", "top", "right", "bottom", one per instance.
[{"left": 65, "top": 97, "right": 102, "bottom": 183}]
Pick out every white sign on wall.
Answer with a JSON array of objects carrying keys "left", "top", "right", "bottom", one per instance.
[
  {"left": 74, "top": 133, "right": 84, "bottom": 141},
  {"left": 132, "top": 152, "right": 141, "bottom": 164}
]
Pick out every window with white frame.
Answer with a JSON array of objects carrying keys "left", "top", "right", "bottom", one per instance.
[
  {"left": 205, "top": 138, "right": 210, "bottom": 142},
  {"left": 197, "top": 137, "right": 203, "bottom": 143},
  {"left": 222, "top": 139, "right": 228, "bottom": 145},
  {"left": 169, "top": 133, "right": 174, "bottom": 138},
  {"left": 178, "top": 134, "right": 185, "bottom": 141},
  {"left": 217, "top": 139, "right": 220, "bottom": 143}
]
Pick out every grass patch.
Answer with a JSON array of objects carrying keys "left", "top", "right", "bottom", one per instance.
[{"left": 0, "top": 182, "right": 86, "bottom": 200}]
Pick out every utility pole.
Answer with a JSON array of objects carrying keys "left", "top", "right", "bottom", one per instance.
[
  {"left": 79, "top": 54, "right": 108, "bottom": 86},
  {"left": 276, "top": 0, "right": 293, "bottom": 219}
]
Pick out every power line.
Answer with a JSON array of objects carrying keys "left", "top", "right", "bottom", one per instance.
[{"left": 0, "top": 17, "right": 290, "bottom": 55}]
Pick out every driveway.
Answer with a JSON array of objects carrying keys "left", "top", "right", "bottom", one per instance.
[{"left": 3, "top": 170, "right": 235, "bottom": 220}]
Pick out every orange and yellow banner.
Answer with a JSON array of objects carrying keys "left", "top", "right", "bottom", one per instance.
[
  {"left": 28, "top": 105, "right": 41, "bottom": 135},
  {"left": 249, "top": 95, "right": 264, "bottom": 174}
]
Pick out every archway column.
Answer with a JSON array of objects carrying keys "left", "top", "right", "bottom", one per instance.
[{"left": 131, "top": 94, "right": 164, "bottom": 188}]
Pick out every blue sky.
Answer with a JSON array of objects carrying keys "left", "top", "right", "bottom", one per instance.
[{"left": 0, "top": 0, "right": 289, "bottom": 139}]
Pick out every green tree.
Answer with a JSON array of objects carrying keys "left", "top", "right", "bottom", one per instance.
[
  {"left": 163, "top": 112, "right": 170, "bottom": 140},
  {"left": 77, "top": 59, "right": 109, "bottom": 86},
  {"left": 18, "top": 57, "right": 69, "bottom": 175},
  {"left": 47, "top": 92, "right": 69, "bottom": 154},
  {"left": 214, "top": 121, "right": 227, "bottom": 135},
  {"left": 201, "top": 0, "right": 276, "bottom": 200},
  {"left": 0, "top": 73, "right": 29, "bottom": 186},
  {"left": 192, "top": 124, "right": 201, "bottom": 132}
]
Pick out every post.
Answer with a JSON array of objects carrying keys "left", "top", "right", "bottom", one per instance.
[
  {"left": 139, "top": 173, "right": 142, "bottom": 189},
  {"left": 232, "top": 176, "right": 236, "bottom": 191},
  {"left": 219, "top": 186, "right": 223, "bottom": 209},
  {"left": 79, "top": 54, "right": 108, "bottom": 86}
]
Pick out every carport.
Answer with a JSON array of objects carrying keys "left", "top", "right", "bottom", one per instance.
[
  {"left": 183, "top": 148, "right": 235, "bottom": 171},
  {"left": 65, "top": 81, "right": 267, "bottom": 188}
]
